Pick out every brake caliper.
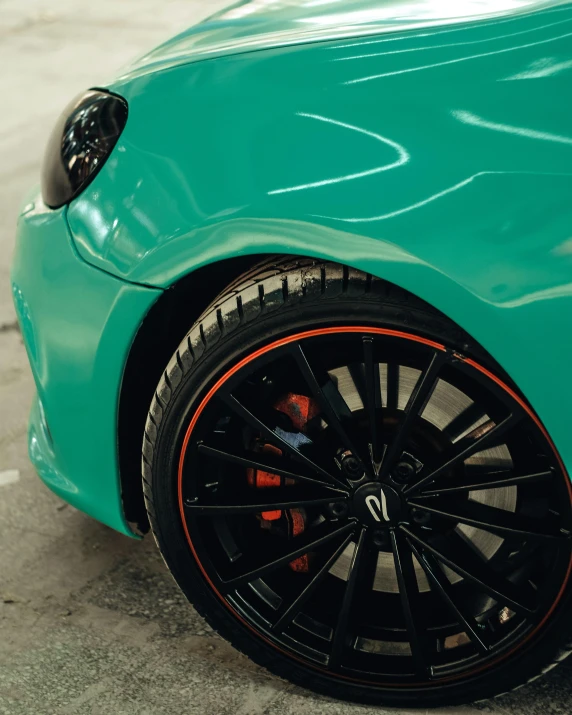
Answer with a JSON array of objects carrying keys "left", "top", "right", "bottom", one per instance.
[{"left": 247, "top": 393, "right": 320, "bottom": 572}]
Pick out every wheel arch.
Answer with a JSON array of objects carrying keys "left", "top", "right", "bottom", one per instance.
[{"left": 116, "top": 248, "right": 521, "bottom": 533}]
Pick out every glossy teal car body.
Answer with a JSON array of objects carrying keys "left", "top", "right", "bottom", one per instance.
[{"left": 12, "top": 0, "right": 572, "bottom": 537}]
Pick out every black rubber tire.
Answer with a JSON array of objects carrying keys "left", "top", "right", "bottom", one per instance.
[{"left": 142, "top": 256, "right": 572, "bottom": 709}]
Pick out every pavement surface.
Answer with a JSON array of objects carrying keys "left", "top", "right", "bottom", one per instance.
[{"left": 1, "top": 2, "right": 572, "bottom": 714}]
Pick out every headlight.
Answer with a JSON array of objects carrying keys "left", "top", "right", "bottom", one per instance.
[{"left": 41, "top": 89, "right": 128, "bottom": 209}]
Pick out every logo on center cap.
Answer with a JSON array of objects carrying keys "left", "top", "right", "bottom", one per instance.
[
  {"left": 354, "top": 482, "right": 400, "bottom": 525},
  {"left": 365, "top": 488, "right": 390, "bottom": 522}
]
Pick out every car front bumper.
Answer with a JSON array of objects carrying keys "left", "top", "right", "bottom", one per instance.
[{"left": 11, "top": 191, "right": 162, "bottom": 536}]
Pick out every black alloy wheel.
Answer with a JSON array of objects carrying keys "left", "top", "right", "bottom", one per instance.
[{"left": 143, "top": 258, "right": 572, "bottom": 709}]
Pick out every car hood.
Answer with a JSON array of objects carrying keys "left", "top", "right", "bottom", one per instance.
[{"left": 116, "top": 0, "right": 568, "bottom": 80}]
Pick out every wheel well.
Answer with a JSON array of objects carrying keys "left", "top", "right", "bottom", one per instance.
[
  {"left": 118, "top": 253, "right": 509, "bottom": 534},
  {"left": 118, "top": 254, "right": 265, "bottom": 533}
]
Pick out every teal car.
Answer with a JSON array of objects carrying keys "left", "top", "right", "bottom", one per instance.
[{"left": 11, "top": 0, "right": 572, "bottom": 707}]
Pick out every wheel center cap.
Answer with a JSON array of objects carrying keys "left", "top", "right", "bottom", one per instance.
[{"left": 353, "top": 482, "right": 402, "bottom": 526}]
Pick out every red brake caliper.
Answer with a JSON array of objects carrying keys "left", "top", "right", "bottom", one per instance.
[{"left": 247, "top": 393, "right": 320, "bottom": 572}]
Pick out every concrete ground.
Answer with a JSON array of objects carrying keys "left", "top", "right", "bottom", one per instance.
[{"left": 1, "top": 1, "right": 572, "bottom": 714}]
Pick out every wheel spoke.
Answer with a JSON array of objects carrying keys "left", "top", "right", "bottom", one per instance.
[
  {"left": 272, "top": 531, "right": 355, "bottom": 633},
  {"left": 287, "top": 343, "right": 367, "bottom": 475},
  {"left": 330, "top": 527, "right": 368, "bottom": 668},
  {"left": 386, "top": 362, "right": 399, "bottom": 411},
  {"left": 408, "top": 540, "right": 490, "bottom": 655},
  {"left": 380, "top": 351, "right": 446, "bottom": 479},
  {"left": 185, "top": 490, "right": 347, "bottom": 515},
  {"left": 442, "top": 402, "right": 487, "bottom": 442},
  {"left": 390, "top": 529, "right": 431, "bottom": 676},
  {"left": 404, "top": 413, "right": 522, "bottom": 495},
  {"left": 347, "top": 363, "right": 368, "bottom": 408},
  {"left": 219, "top": 521, "right": 356, "bottom": 592},
  {"left": 401, "top": 525, "right": 538, "bottom": 614},
  {"left": 419, "top": 470, "right": 554, "bottom": 496},
  {"left": 219, "top": 393, "right": 347, "bottom": 489},
  {"left": 198, "top": 444, "right": 348, "bottom": 494},
  {"left": 363, "top": 337, "right": 383, "bottom": 468},
  {"left": 408, "top": 498, "right": 567, "bottom": 541}
]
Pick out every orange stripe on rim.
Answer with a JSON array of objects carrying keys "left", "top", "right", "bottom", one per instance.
[{"left": 177, "top": 326, "right": 572, "bottom": 688}]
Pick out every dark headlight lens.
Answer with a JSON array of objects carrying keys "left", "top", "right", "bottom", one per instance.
[{"left": 41, "top": 90, "right": 128, "bottom": 209}]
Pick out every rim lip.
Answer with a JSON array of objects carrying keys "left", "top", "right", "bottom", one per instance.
[{"left": 177, "top": 325, "right": 572, "bottom": 690}]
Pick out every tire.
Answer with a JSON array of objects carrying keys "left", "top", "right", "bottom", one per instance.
[{"left": 142, "top": 257, "right": 572, "bottom": 709}]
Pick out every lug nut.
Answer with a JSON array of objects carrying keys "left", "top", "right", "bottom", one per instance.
[
  {"left": 393, "top": 460, "right": 416, "bottom": 483},
  {"left": 410, "top": 507, "right": 431, "bottom": 526},
  {"left": 328, "top": 502, "right": 349, "bottom": 519},
  {"left": 372, "top": 529, "right": 390, "bottom": 548},
  {"left": 340, "top": 452, "right": 363, "bottom": 480}
]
